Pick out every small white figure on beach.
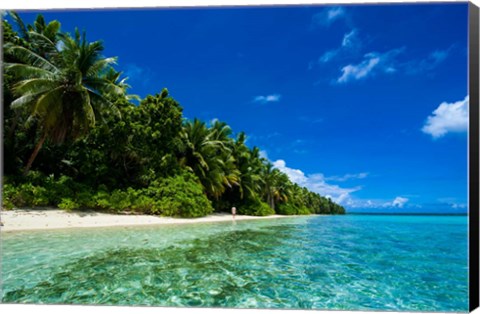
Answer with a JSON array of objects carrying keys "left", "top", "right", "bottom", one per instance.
[{"left": 231, "top": 207, "right": 236, "bottom": 219}]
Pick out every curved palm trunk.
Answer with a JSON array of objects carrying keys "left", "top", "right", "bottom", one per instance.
[{"left": 23, "top": 132, "right": 47, "bottom": 175}]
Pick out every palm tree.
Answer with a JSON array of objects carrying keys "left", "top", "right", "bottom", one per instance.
[
  {"left": 5, "top": 22, "right": 125, "bottom": 174},
  {"left": 262, "top": 164, "right": 292, "bottom": 211},
  {"left": 209, "top": 120, "right": 240, "bottom": 193},
  {"left": 4, "top": 13, "right": 61, "bottom": 143},
  {"left": 179, "top": 119, "right": 240, "bottom": 199},
  {"left": 231, "top": 134, "right": 264, "bottom": 200}
]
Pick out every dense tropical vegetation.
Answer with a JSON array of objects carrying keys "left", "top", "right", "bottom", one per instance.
[{"left": 2, "top": 13, "right": 345, "bottom": 217}]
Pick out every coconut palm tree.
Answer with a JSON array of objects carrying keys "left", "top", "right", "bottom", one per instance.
[
  {"left": 4, "top": 23, "right": 125, "bottom": 174},
  {"left": 179, "top": 119, "right": 240, "bottom": 199},
  {"left": 209, "top": 120, "right": 240, "bottom": 193},
  {"left": 231, "top": 133, "right": 264, "bottom": 200},
  {"left": 262, "top": 163, "right": 292, "bottom": 211}
]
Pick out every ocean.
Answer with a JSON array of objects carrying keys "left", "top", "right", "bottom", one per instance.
[{"left": 0, "top": 214, "right": 468, "bottom": 311}]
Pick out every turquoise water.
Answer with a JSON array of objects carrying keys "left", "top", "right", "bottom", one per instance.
[{"left": 0, "top": 214, "right": 468, "bottom": 311}]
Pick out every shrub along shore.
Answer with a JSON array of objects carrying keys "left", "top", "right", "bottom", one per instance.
[{"left": 2, "top": 12, "right": 345, "bottom": 218}]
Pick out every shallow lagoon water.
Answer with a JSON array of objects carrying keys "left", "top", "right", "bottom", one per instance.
[{"left": 1, "top": 215, "right": 468, "bottom": 311}]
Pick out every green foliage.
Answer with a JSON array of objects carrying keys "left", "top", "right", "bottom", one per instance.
[
  {"left": 107, "top": 190, "right": 133, "bottom": 212},
  {"left": 178, "top": 119, "right": 240, "bottom": 200},
  {"left": 2, "top": 12, "right": 346, "bottom": 218},
  {"left": 4, "top": 12, "right": 128, "bottom": 174},
  {"left": 2, "top": 182, "right": 49, "bottom": 207},
  {"left": 2, "top": 173, "right": 94, "bottom": 210},
  {"left": 58, "top": 198, "right": 80, "bottom": 211},
  {"left": 146, "top": 172, "right": 213, "bottom": 217},
  {"left": 2, "top": 184, "right": 16, "bottom": 210},
  {"left": 88, "top": 172, "right": 213, "bottom": 217},
  {"left": 276, "top": 203, "right": 312, "bottom": 215},
  {"left": 276, "top": 203, "right": 298, "bottom": 215},
  {"left": 239, "top": 200, "right": 275, "bottom": 216}
]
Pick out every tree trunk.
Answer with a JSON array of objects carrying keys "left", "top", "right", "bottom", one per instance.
[
  {"left": 7, "top": 111, "right": 20, "bottom": 143},
  {"left": 23, "top": 132, "right": 47, "bottom": 176}
]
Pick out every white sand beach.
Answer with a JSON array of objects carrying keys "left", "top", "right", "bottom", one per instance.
[{"left": 0, "top": 209, "right": 289, "bottom": 232}]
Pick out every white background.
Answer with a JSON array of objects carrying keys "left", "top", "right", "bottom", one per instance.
[{"left": 0, "top": 0, "right": 479, "bottom": 314}]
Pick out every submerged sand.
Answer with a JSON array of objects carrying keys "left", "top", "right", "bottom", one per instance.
[{"left": 0, "top": 209, "right": 289, "bottom": 232}]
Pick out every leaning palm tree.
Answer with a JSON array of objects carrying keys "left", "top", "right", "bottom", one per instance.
[
  {"left": 5, "top": 26, "right": 125, "bottom": 174},
  {"left": 4, "top": 13, "right": 61, "bottom": 143}
]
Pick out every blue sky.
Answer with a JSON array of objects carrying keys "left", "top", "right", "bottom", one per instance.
[{"left": 17, "top": 3, "right": 469, "bottom": 213}]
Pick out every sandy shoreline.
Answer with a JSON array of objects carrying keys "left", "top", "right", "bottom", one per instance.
[{"left": 0, "top": 208, "right": 292, "bottom": 232}]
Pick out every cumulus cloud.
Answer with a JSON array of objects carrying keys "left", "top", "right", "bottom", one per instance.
[
  {"left": 265, "top": 156, "right": 412, "bottom": 210},
  {"left": 422, "top": 96, "right": 469, "bottom": 139},
  {"left": 312, "top": 7, "right": 346, "bottom": 28},
  {"left": 337, "top": 48, "right": 404, "bottom": 83},
  {"left": 253, "top": 94, "right": 281, "bottom": 104},
  {"left": 273, "top": 160, "right": 308, "bottom": 185},
  {"left": 272, "top": 159, "right": 361, "bottom": 204},
  {"left": 391, "top": 197, "right": 409, "bottom": 208}
]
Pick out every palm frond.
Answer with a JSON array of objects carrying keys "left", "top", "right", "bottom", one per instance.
[
  {"left": 5, "top": 63, "right": 56, "bottom": 80},
  {"left": 9, "top": 11, "right": 29, "bottom": 39},
  {"left": 86, "top": 57, "right": 117, "bottom": 77},
  {"left": 5, "top": 45, "right": 59, "bottom": 73}
]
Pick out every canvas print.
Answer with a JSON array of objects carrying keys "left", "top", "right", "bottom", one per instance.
[{"left": 0, "top": 2, "right": 475, "bottom": 312}]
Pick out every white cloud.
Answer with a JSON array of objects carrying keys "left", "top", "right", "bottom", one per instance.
[
  {"left": 327, "top": 7, "right": 345, "bottom": 21},
  {"left": 267, "top": 157, "right": 412, "bottom": 210},
  {"left": 342, "top": 196, "right": 411, "bottom": 209},
  {"left": 326, "top": 172, "right": 369, "bottom": 182},
  {"left": 337, "top": 56, "right": 380, "bottom": 83},
  {"left": 391, "top": 197, "right": 409, "bottom": 208},
  {"left": 317, "top": 29, "right": 360, "bottom": 65},
  {"left": 451, "top": 203, "right": 467, "bottom": 209},
  {"left": 272, "top": 160, "right": 308, "bottom": 185},
  {"left": 337, "top": 48, "right": 404, "bottom": 83},
  {"left": 422, "top": 96, "right": 469, "bottom": 139},
  {"left": 272, "top": 159, "right": 361, "bottom": 204},
  {"left": 312, "top": 7, "right": 346, "bottom": 28},
  {"left": 341, "top": 29, "right": 358, "bottom": 48},
  {"left": 253, "top": 94, "right": 281, "bottom": 104}
]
